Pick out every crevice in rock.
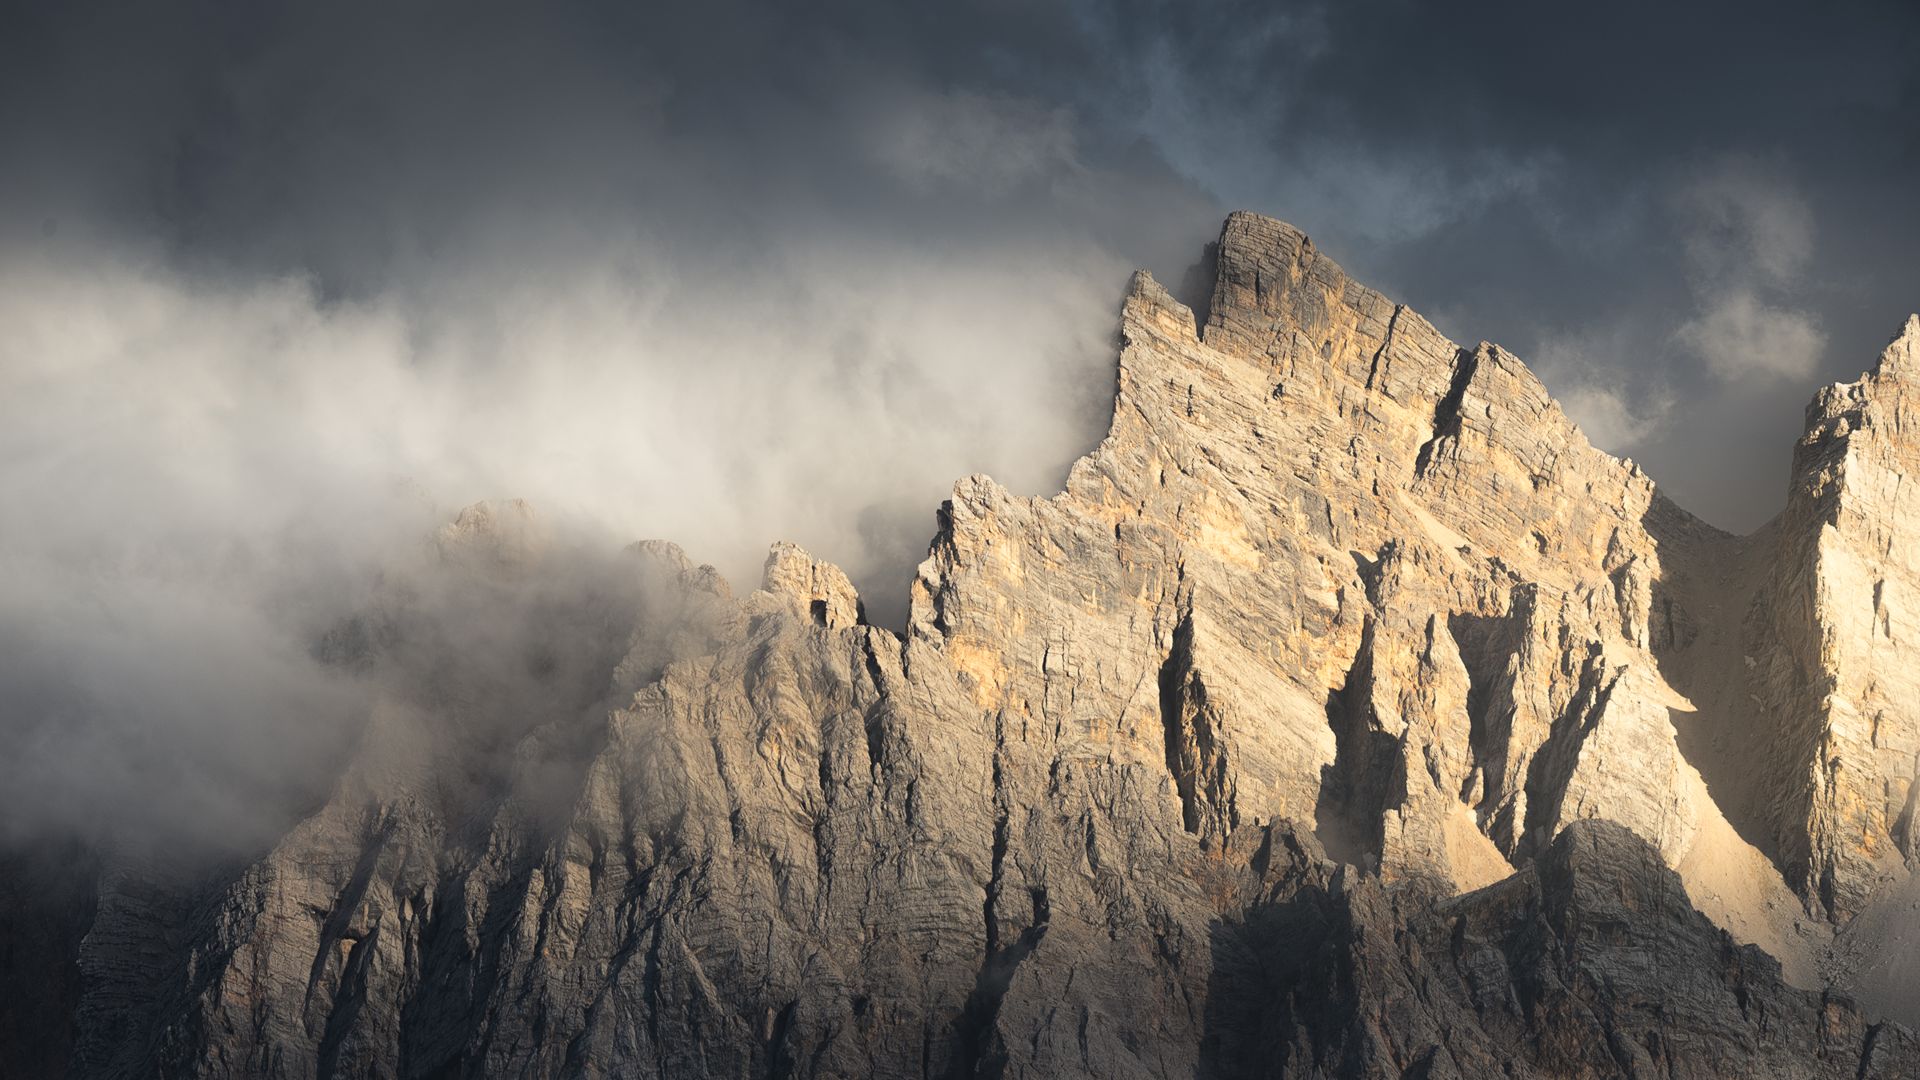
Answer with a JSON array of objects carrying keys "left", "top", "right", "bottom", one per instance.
[
  {"left": 1175, "top": 240, "right": 1219, "bottom": 340},
  {"left": 304, "top": 816, "right": 394, "bottom": 1010},
  {"left": 1446, "top": 592, "right": 1531, "bottom": 830},
  {"left": 1159, "top": 612, "right": 1236, "bottom": 836},
  {"left": 1414, "top": 347, "right": 1480, "bottom": 477},
  {"left": 950, "top": 720, "right": 1050, "bottom": 1080},
  {"left": 950, "top": 884, "right": 1049, "bottom": 1080},
  {"left": 1314, "top": 618, "right": 1398, "bottom": 870},
  {"left": 1365, "top": 305, "right": 1403, "bottom": 391},
  {"left": 1520, "top": 644, "right": 1620, "bottom": 858},
  {"left": 640, "top": 919, "right": 667, "bottom": 1062},
  {"left": 315, "top": 924, "right": 380, "bottom": 1080},
  {"left": 861, "top": 703, "right": 888, "bottom": 774},
  {"left": 1158, "top": 631, "right": 1200, "bottom": 833},
  {"left": 1894, "top": 754, "right": 1920, "bottom": 862},
  {"left": 814, "top": 749, "right": 836, "bottom": 894},
  {"left": 859, "top": 635, "right": 890, "bottom": 772},
  {"left": 763, "top": 999, "right": 798, "bottom": 1080},
  {"left": 1349, "top": 548, "right": 1387, "bottom": 608}
]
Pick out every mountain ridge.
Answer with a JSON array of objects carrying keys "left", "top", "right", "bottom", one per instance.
[{"left": 6, "top": 210, "right": 1920, "bottom": 1078}]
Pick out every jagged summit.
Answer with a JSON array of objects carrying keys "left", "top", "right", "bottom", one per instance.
[
  {"left": 8, "top": 212, "right": 1920, "bottom": 1078},
  {"left": 1876, "top": 311, "right": 1920, "bottom": 374},
  {"left": 912, "top": 212, "right": 1825, "bottom": 947}
]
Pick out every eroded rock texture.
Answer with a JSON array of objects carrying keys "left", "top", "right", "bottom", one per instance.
[{"left": 6, "top": 213, "right": 1920, "bottom": 1078}]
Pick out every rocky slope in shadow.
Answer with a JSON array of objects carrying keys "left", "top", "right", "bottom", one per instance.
[{"left": 4, "top": 212, "right": 1919, "bottom": 1078}]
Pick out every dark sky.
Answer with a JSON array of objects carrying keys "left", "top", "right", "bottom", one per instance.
[
  {"left": 2, "top": 1, "right": 1918, "bottom": 847},
  {"left": 7, "top": 2, "right": 1917, "bottom": 537}
]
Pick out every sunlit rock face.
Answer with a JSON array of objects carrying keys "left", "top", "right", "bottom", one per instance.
[
  {"left": 1735, "top": 316, "right": 1920, "bottom": 918},
  {"left": 8, "top": 213, "right": 1920, "bottom": 1078}
]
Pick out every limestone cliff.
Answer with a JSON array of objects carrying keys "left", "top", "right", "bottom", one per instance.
[
  {"left": 5, "top": 213, "right": 1919, "bottom": 1078},
  {"left": 1751, "top": 316, "right": 1920, "bottom": 916}
]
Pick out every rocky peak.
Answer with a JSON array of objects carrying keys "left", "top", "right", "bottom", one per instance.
[
  {"left": 761, "top": 541, "right": 865, "bottom": 629},
  {"left": 11, "top": 212, "right": 1920, "bottom": 1078},
  {"left": 1803, "top": 314, "right": 1920, "bottom": 455},
  {"left": 1879, "top": 312, "right": 1920, "bottom": 374},
  {"left": 906, "top": 215, "right": 1814, "bottom": 977},
  {"left": 1728, "top": 313, "right": 1920, "bottom": 923}
]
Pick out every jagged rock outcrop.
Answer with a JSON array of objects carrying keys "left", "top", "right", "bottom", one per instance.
[
  {"left": 6, "top": 213, "right": 1919, "bottom": 1078},
  {"left": 1745, "top": 316, "right": 1920, "bottom": 917},
  {"left": 913, "top": 214, "right": 1795, "bottom": 933}
]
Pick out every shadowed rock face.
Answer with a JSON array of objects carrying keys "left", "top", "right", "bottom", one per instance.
[
  {"left": 5, "top": 212, "right": 1919, "bottom": 1078},
  {"left": 1205, "top": 820, "right": 1920, "bottom": 1080}
]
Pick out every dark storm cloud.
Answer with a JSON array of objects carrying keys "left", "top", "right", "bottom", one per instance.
[{"left": 2, "top": 0, "right": 1917, "bottom": 851}]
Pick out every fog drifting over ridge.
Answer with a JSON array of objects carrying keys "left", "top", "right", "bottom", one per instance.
[
  {"left": 3, "top": 0, "right": 1918, "bottom": 852},
  {"left": 1, "top": 204, "right": 1199, "bottom": 853}
]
